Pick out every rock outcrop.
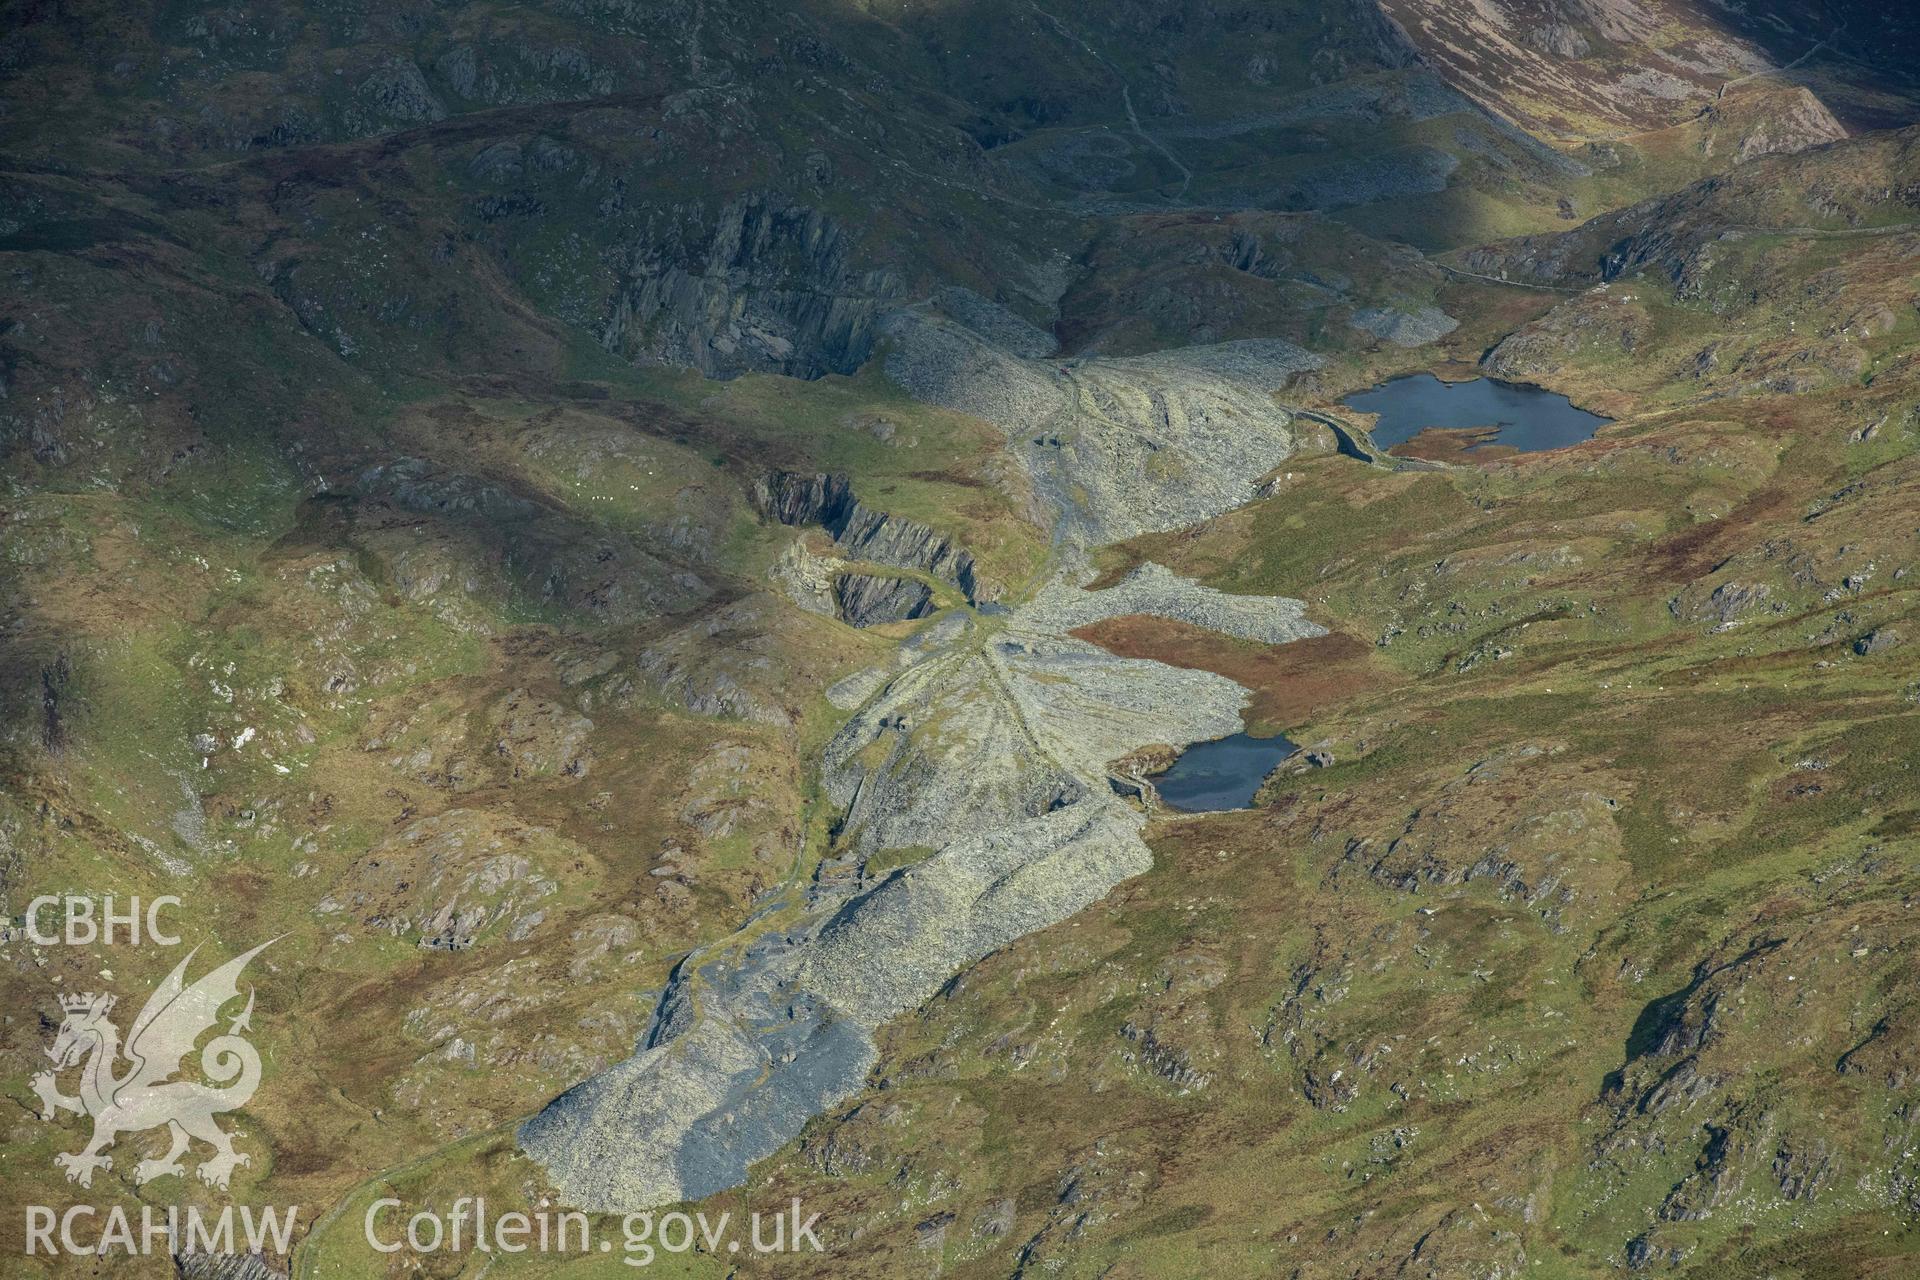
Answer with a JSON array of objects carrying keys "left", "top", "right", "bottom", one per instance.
[
  {"left": 833, "top": 573, "right": 935, "bottom": 627},
  {"left": 1458, "top": 127, "right": 1920, "bottom": 291},
  {"left": 753, "top": 470, "right": 984, "bottom": 602},
  {"left": 174, "top": 1251, "right": 288, "bottom": 1280},
  {"left": 766, "top": 540, "right": 933, "bottom": 627},
  {"left": 317, "top": 810, "right": 566, "bottom": 950},
  {"left": 766, "top": 538, "right": 842, "bottom": 618},
  {"left": 1375, "top": 0, "right": 1779, "bottom": 140},
  {"left": 350, "top": 458, "right": 711, "bottom": 627},
  {"left": 600, "top": 196, "right": 901, "bottom": 380},
  {"left": 632, "top": 595, "right": 828, "bottom": 727}
]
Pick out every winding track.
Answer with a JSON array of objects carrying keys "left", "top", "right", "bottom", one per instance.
[{"left": 1027, "top": 2, "right": 1194, "bottom": 200}]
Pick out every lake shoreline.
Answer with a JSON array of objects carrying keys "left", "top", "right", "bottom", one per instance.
[{"left": 1340, "top": 371, "right": 1614, "bottom": 456}]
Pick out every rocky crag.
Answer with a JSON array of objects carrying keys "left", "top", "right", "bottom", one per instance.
[
  {"left": 754, "top": 470, "right": 986, "bottom": 603},
  {"left": 831, "top": 573, "right": 935, "bottom": 628},
  {"left": 599, "top": 197, "right": 901, "bottom": 380}
]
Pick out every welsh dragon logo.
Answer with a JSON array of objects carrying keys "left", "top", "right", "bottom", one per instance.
[{"left": 32, "top": 939, "right": 275, "bottom": 1190}]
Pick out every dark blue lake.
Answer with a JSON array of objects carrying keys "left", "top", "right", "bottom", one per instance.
[
  {"left": 1342, "top": 373, "right": 1610, "bottom": 453},
  {"left": 1156, "top": 732, "right": 1297, "bottom": 812}
]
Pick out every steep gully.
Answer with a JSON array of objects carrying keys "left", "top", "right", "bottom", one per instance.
[{"left": 519, "top": 294, "right": 1327, "bottom": 1210}]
